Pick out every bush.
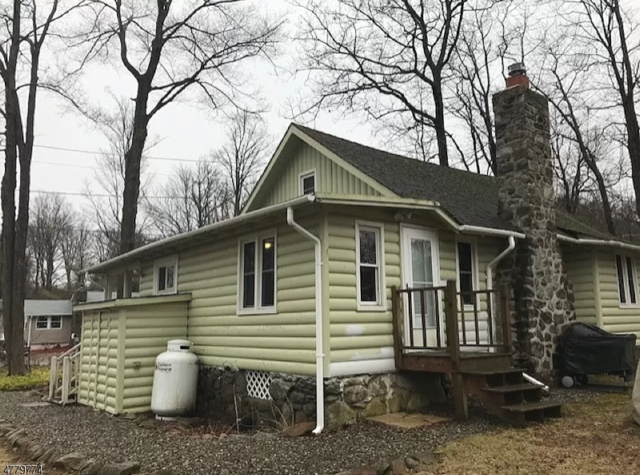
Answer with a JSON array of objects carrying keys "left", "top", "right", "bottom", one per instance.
[{"left": 0, "top": 367, "right": 50, "bottom": 391}]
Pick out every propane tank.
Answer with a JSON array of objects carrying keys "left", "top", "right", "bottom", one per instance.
[{"left": 150, "top": 339, "right": 199, "bottom": 419}]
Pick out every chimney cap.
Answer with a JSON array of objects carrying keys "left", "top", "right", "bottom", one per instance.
[{"left": 508, "top": 62, "right": 526, "bottom": 77}]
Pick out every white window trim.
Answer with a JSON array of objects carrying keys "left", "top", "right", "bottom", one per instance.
[
  {"left": 616, "top": 254, "right": 639, "bottom": 308},
  {"left": 237, "top": 230, "right": 278, "bottom": 316},
  {"left": 35, "top": 315, "right": 63, "bottom": 330},
  {"left": 154, "top": 256, "right": 178, "bottom": 295},
  {"left": 356, "top": 221, "right": 387, "bottom": 312},
  {"left": 299, "top": 169, "right": 317, "bottom": 196},
  {"left": 455, "top": 239, "right": 480, "bottom": 310}
]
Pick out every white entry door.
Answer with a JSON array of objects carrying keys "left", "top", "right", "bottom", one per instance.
[{"left": 401, "top": 226, "right": 443, "bottom": 348}]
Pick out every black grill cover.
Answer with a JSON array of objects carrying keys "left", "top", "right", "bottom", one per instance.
[{"left": 558, "top": 323, "right": 637, "bottom": 375}]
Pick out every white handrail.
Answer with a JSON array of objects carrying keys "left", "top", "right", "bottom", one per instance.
[{"left": 49, "top": 343, "right": 82, "bottom": 405}]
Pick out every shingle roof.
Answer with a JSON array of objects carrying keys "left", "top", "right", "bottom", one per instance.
[{"left": 295, "top": 124, "right": 613, "bottom": 240}]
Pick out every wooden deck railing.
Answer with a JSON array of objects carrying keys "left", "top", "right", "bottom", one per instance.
[{"left": 392, "top": 280, "right": 512, "bottom": 369}]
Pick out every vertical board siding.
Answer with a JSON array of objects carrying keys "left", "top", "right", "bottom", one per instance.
[
  {"left": 562, "top": 246, "right": 597, "bottom": 325},
  {"left": 253, "top": 142, "right": 381, "bottom": 210},
  {"left": 596, "top": 250, "right": 640, "bottom": 337},
  {"left": 138, "top": 216, "right": 319, "bottom": 375},
  {"left": 326, "top": 207, "right": 505, "bottom": 367},
  {"left": 122, "top": 302, "right": 188, "bottom": 413}
]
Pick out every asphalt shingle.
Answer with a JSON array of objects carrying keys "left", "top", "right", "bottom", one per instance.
[{"left": 295, "top": 124, "right": 613, "bottom": 240}]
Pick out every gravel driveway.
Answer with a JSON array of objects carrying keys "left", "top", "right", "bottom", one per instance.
[{"left": 0, "top": 389, "right": 597, "bottom": 475}]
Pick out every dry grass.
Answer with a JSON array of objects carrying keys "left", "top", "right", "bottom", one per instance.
[{"left": 418, "top": 393, "right": 640, "bottom": 475}]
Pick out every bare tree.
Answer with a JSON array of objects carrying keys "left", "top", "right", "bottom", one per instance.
[
  {"left": 214, "top": 111, "right": 270, "bottom": 216},
  {"left": 569, "top": 0, "right": 640, "bottom": 216},
  {"left": 0, "top": 0, "right": 84, "bottom": 375},
  {"left": 146, "top": 160, "right": 232, "bottom": 238},
  {"left": 79, "top": 0, "right": 281, "bottom": 254},
  {"left": 536, "top": 20, "right": 626, "bottom": 234},
  {"left": 299, "top": 0, "right": 472, "bottom": 167},
  {"left": 85, "top": 97, "right": 152, "bottom": 261},
  {"left": 27, "top": 194, "right": 73, "bottom": 291},
  {"left": 60, "top": 220, "right": 93, "bottom": 291}
]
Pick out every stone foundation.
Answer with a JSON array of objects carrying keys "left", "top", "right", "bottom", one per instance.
[{"left": 197, "top": 366, "right": 445, "bottom": 429}]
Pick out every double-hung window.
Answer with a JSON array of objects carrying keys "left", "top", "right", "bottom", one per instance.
[
  {"left": 616, "top": 254, "right": 638, "bottom": 306},
  {"left": 356, "top": 222, "right": 385, "bottom": 309},
  {"left": 239, "top": 233, "right": 276, "bottom": 313},
  {"left": 457, "top": 242, "right": 476, "bottom": 305},
  {"left": 155, "top": 257, "right": 177, "bottom": 295},
  {"left": 36, "top": 316, "right": 62, "bottom": 330}
]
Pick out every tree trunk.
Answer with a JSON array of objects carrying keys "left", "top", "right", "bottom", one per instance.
[
  {"left": 433, "top": 81, "right": 449, "bottom": 167},
  {"left": 624, "top": 106, "right": 640, "bottom": 220},
  {"left": 119, "top": 91, "right": 149, "bottom": 255}
]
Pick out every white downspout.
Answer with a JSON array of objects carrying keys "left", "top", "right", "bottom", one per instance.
[
  {"left": 286, "top": 207, "right": 324, "bottom": 434},
  {"left": 486, "top": 236, "right": 516, "bottom": 291}
]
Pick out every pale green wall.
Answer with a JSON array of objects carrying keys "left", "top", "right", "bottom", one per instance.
[
  {"left": 562, "top": 245, "right": 598, "bottom": 326},
  {"left": 79, "top": 310, "right": 120, "bottom": 414},
  {"left": 325, "top": 206, "right": 506, "bottom": 371},
  {"left": 122, "top": 301, "right": 188, "bottom": 413},
  {"left": 246, "top": 140, "right": 382, "bottom": 212},
  {"left": 78, "top": 298, "right": 189, "bottom": 414},
  {"left": 139, "top": 215, "right": 319, "bottom": 375},
  {"left": 595, "top": 249, "right": 640, "bottom": 337}
]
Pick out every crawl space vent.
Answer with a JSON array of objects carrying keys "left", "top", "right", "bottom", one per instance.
[{"left": 246, "top": 370, "right": 272, "bottom": 400}]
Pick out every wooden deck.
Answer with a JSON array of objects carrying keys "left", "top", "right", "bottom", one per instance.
[{"left": 391, "top": 281, "right": 563, "bottom": 424}]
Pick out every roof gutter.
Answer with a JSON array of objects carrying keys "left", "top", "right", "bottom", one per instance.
[
  {"left": 82, "top": 195, "right": 316, "bottom": 274},
  {"left": 459, "top": 225, "right": 525, "bottom": 239},
  {"left": 286, "top": 207, "right": 325, "bottom": 435},
  {"left": 557, "top": 234, "right": 640, "bottom": 252}
]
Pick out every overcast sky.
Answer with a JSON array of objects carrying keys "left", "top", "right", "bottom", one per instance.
[{"left": 28, "top": 0, "right": 378, "bottom": 213}]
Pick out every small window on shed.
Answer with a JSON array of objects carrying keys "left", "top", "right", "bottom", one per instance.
[
  {"left": 36, "top": 316, "right": 48, "bottom": 329},
  {"left": 50, "top": 316, "right": 62, "bottom": 329},
  {"left": 155, "top": 257, "right": 178, "bottom": 295},
  {"left": 300, "top": 170, "right": 316, "bottom": 195}
]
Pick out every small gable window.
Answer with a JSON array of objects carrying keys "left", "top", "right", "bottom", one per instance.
[
  {"left": 616, "top": 255, "right": 637, "bottom": 306},
  {"left": 155, "top": 257, "right": 177, "bottom": 295},
  {"left": 239, "top": 233, "right": 277, "bottom": 313},
  {"left": 300, "top": 170, "right": 316, "bottom": 195},
  {"left": 356, "top": 222, "right": 385, "bottom": 309},
  {"left": 457, "top": 242, "right": 476, "bottom": 305}
]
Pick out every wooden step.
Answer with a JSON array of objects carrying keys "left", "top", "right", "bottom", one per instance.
[
  {"left": 501, "top": 400, "right": 563, "bottom": 414},
  {"left": 484, "top": 383, "right": 542, "bottom": 394},
  {"left": 465, "top": 368, "right": 524, "bottom": 376}
]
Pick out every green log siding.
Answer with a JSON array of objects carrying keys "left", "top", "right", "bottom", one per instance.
[
  {"left": 596, "top": 250, "right": 640, "bottom": 337},
  {"left": 79, "top": 310, "right": 120, "bottom": 413},
  {"left": 247, "top": 141, "right": 381, "bottom": 211},
  {"left": 325, "top": 207, "right": 505, "bottom": 373},
  {"left": 562, "top": 246, "right": 598, "bottom": 326},
  {"left": 122, "top": 301, "right": 188, "bottom": 412},
  {"left": 77, "top": 297, "right": 189, "bottom": 414},
  {"left": 139, "top": 216, "right": 319, "bottom": 375}
]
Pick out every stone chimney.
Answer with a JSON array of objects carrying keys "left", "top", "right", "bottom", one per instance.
[{"left": 492, "top": 63, "right": 575, "bottom": 380}]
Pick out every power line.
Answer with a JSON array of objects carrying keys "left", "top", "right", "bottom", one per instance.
[
  {"left": 34, "top": 144, "right": 202, "bottom": 163},
  {"left": 32, "top": 159, "right": 172, "bottom": 177},
  {"left": 30, "top": 189, "right": 196, "bottom": 200}
]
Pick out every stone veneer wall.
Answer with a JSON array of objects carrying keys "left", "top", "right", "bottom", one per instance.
[
  {"left": 492, "top": 85, "right": 576, "bottom": 380},
  {"left": 197, "top": 366, "right": 445, "bottom": 429}
]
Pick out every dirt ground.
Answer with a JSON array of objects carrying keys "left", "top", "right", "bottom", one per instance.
[{"left": 418, "top": 393, "right": 640, "bottom": 475}]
